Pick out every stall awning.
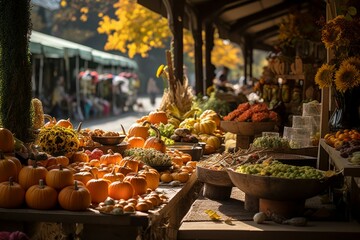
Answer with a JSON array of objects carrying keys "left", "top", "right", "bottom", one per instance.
[{"left": 29, "top": 31, "right": 138, "bottom": 69}]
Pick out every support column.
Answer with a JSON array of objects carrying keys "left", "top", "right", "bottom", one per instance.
[
  {"left": 187, "top": 6, "right": 203, "bottom": 95},
  {"left": 163, "top": 0, "right": 184, "bottom": 83},
  {"left": 205, "top": 20, "right": 215, "bottom": 93}
]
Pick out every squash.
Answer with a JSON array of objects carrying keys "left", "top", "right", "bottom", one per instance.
[
  {"left": 193, "top": 119, "right": 217, "bottom": 134},
  {"left": 58, "top": 181, "right": 91, "bottom": 211},
  {"left": 100, "top": 149, "right": 122, "bottom": 165},
  {"left": 86, "top": 176, "right": 110, "bottom": 203},
  {"left": 124, "top": 174, "right": 147, "bottom": 196},
  {"left": 103, "top": 168, "right": 125, "bottom": 183},
  {"left": 143, "top": 125, "right": 166, "bottom": 153},
  {"left": 127, "top": 136, "right": 145, "bottom": 148},
  {"left": 127, "top": 121, "right": 151, "bottom": 140},
  {"left": 71, "top": 150, "right": 89, "bottom": 163},
  {"left": 55, "top": 118, "right": 73, "bottom": 128},
  {"left": 45, "top": 165, "right": 74, "bottom": 190},
  {"left": 0, "top": 177, "right": 25, "bottom": 208},
  {"left": 0, "top": 128, "right": 15, "bottom": 153},
  {"left": 138, "top": 167, "right": 160, "bottom": 190},
  {"left": 18, "top": 163, "right": 48, "bottom": 190},
  {"left": 25, "top": 179, "right": 58, "bottom": 210},
  {"left": 108, "top": 180, "right": 134, "bottom": 200},
  {"left": 200, "top": 110, "right": 221, "bottom": 127},
  {"left": 148, "top": 110, "right": 168, "bottom": 125},
  {"left": 199, "top": 134, "right": 221, "bottom": 150},
  {"left": 0, "top": 152, "right": 18, "bottom": 182},
  {"left": 73, "top": 171, "right": 93, "bottom": 185}
]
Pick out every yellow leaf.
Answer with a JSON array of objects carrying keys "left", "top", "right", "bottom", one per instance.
[{"left": 205, "top": 209, "right": 222, "bottom": 220}]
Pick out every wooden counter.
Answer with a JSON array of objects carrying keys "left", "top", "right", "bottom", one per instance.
[
  {"left": 178, "top": 188, "right": 360, "bottom": 240},
  {"left": 0, "top": 173, "right": 202, "bottom": 240}
]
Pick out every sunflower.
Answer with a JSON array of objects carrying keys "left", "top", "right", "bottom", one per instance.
[
  {"left": 334, "top": 63, "right": 360, "bottom": 92},
  {"left": 315, "top": 64, "right": 335, "bottom": 88},
  {"left": 156, "top": 64, "right": 165, "bottom": 78},
  {"left": 342, "top": 56, "right": 360, "bottom": 71}
]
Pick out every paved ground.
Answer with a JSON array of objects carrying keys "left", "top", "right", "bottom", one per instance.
[{"left": 74, "top": 96, "right": 162, "bottom": 133}]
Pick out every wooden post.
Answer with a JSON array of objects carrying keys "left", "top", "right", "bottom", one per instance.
[
  {"left": 205, "top": 20, "right": 215, "bottom": 92},
  {"left": 162, "top": 0, "right": 184, "bottom": 84}
]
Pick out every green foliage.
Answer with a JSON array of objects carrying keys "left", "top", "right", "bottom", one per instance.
[
  {"left": 193, "top": 92, "right": 230, "bottom": 117},
  {"left": 0, "top": 0, "right": 32, "bottom": 141}
]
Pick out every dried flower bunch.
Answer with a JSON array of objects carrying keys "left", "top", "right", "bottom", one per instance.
[{"left": 315, "top": 8, "right": 360, "bottom": 92}]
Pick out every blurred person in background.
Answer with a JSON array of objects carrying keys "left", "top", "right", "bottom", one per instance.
[{"left": 147, "top": 77, "right": 160, "bottom": 106}]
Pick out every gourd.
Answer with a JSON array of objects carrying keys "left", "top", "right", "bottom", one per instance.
[
  {"left": 100, "top": 149, "right": 122, "bottom": 165},
  {"left": 148, "top": 110, "right": 168, "bottom": 125},
  {"left": 108, "top": 180, "right": 134, "bottom": 200},
  {"left": 0, "top": 177, "right": 25, "bottom": 208},
  {"left": 103, "top": 168, "right": 125, "bottom": 183},
  {"left": 0, "top": 152, "right": 18, "bottom": 182},
  {"left": 86, "top": 176, "right": 110, "bottom": 203},
  {"left": 193, "top": 119, "right": 217, "bottom": 134},
  {"left": 45, "top": 165, "right": 74, "bottom": 190},
  {"left": 127, "top": 121, "right": 151, "bottom": 140},
  {"left": 25, "top": 179, "right": 58, "bottom": 210},
  {"left": 18, "top": 163, "right": 48, "bottom": 190},
  {"left": 200, "top": 110, "right": 221, "bottom": 127},
  {"left": 143, "top": 125, "right": 166, "bottom": 153},
  {"left": 0, "top": 128, "right": 15, "bottom": 153},
  {"left": 55, "top": 118, "right": 73, "bottom": 128},
  {"left": 73, "top": 171, "right": 93, "bottom": 185},
  {"left": 120, "top": 157, "right": 140, "bottom": 172},
  {"left": 58, "top": 181, "right": 91, "bottom": 211}
]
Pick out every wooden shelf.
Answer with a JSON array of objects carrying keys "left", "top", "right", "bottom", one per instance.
[{"left": 319, "top": 139, "right": 360, "bottom": 177}]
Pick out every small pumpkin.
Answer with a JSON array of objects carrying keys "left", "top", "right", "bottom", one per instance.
[
  {"left": 127, "top": 136, "right": 145, "bottom": 148},
  {"left": 148, "top": 110, "right": 168, "bottom": 125},
  {"left": 0, "top": 152, "right": 19, "bottom": 182},
  {"left": 108, "top": 180, "right": 134, "bottom": 200},
  {"left": 54, "top": 155, "right": 70, "bottom": 166},
  {"left": 124, "top": 174, "right": 147, "bottom": 196},
  {"left": 0, "top": 128, "right": 15, "bottom": 153},
  {"left": 199, "top": 134, "right": 221, "bottom": 150},
  {"left": 127, "top": 121, "right": 151, "bottom": 140},
  {"left": 143, "top": 125, "right": 166, "bottom": 153},
  {"left": 58, "top": 181, "right": 91, "bottom": 211},
  {"left": 138, "top": 167, "right": 160, "bottom": 190},
  {"left": 0, "top": 177, "right": 25, "bottom": 208},
  {"left": 45, "top": 165, "right": 74, "bottom": 190},
  {"left": 120, "top": 157, "right": 140, "bottom": 172},
  {"left": 86, "top": 176, "right": 110, "bottom": 203},
  {"left": 71, "top": 150, "right": 89, "bottom": 163},
  {"left": 43, "top": 115, "right": 57, "bottom": 128},
  {"left": 199, "top": 110, "right": 221, "bottom": 127},
  {"left": 25, "top": 179, "right": 58, "bottom": 210},
  {"left": 55, "top": 118, "right": 73, "bottom": 129},
  {"left": 18, "top": 163, "right": 48, "bottom": 190},
  {"left": 100, "top": 149, "right": 122, "bottom": 165},
  {"left": 103, "top": 168, "right": 125, "bottom": 183},
  {"left": 73, "top": 171, "right": 93, "bottom": 185}
]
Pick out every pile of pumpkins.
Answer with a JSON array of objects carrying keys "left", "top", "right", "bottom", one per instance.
[{"left": 126, "top": 109, "right": 223, "bottom": 154}]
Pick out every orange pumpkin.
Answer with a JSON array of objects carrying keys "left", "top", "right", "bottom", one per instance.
[
  {"left": 45, "top": 165, "right": 74, "bottom": 190},
  {"left": 127, "top": 136, "right": 145, "bottom": 148},
  {"left": 71, "top": 150, "right": 89, "bottom": 163},
  {"left": 148, "top": 110, "right": 168, "bottom": 125},
  {"left": 86, "top": 177, "right": 110, "bottom": 203},
  {"left": 108, "top": 180, "right": 134, "bottom": 200},
  {"left": 73, "top": 171, "right": 93, "bottom": 185},
  {"left": 120, "top": 157, "right": 140, "bottom": 172},
  {"left": 43, "top": 115, "right": 57, "bottom": 128},
  {"left": 0, "top": 152, "right": 19, "bottom": 182},
  {"left": 138, "top": 167, "right": 160, "bottom": 190},
  {"left": 58, "top": 181, "right": 91, "bottom": 211},
  {"left": 143, "top": 125, "right": 166, "bottom": 153},
  {"left": 55, "top": 118, "right": 73, "bottom": 128},
  {"left": 18, "top": 164, "right": 48, "bottom": 190},
  {"left": 124, "top": 174, "right": 147, "bottom": 196},
  {"left": 0, "top": 177, "right": 25, "bottom": 208},
  {"left": 54, "top": 155, "right": 70, "bottom": 166},
  {"left": 127, "top": 121, "right": 151, "bottom": 140},
  {"left": 25, "top": 179, "right": 58, "bottom": 210},
  {"left": 0, "top": 128, "right": 15, "bottom": 153},
  {"left": 103, "top": 168, "right": 125, "bottom": 183},
  {"left": 100, "top": 149, "right": 122, "bottom": 165}
]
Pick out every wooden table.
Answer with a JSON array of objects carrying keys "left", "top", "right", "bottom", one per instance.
[
  {"left": 0, "top": 173, "right": 202, "bottom": 240},
  {"left": 318, "top": 139, "right": 360, "bottom": 219},
  {"left": 178, "top": 188, "right": 360, "bottom": 240}
]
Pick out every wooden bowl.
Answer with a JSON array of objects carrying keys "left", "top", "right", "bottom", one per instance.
[
  {"left": 196, "top": 165, "right": 234, "bottom": 187},
  {"left": 167, "top": 144, "right": 203, "bottom": 161},
  {"left": 91, "top": 135, "right": 126, "bottom": 145},
  {"left": 226, "top": 168, "right": 332, "bottom": 201}
]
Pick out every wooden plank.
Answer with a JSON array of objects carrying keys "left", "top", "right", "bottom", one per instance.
[
  {"left": 319, "top": 139, "right": 360, "bottom": 177},
  {"left": 178, "top": 221, "right": 360, "bottom": 240}
]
